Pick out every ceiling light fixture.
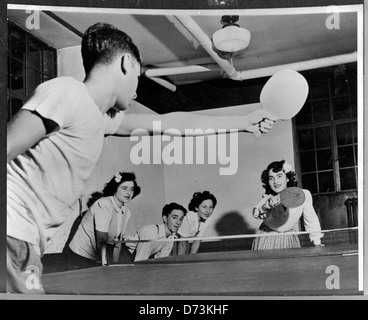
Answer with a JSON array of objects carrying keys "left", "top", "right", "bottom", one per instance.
[{"left": 212, "top": 15, "right": 251, "bottom": 53}]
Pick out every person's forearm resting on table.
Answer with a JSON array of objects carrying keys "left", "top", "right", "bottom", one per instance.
[
  {"left": 190, "top": 240, "right": 201, "bottom": 254},
  {"left": 96, "top": 231, "right": 109, "bottom": 266},
  {"left": 177, "top": 241, "right": 188, "bottom": 255}
]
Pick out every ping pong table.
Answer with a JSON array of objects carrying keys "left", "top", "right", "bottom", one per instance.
[{"left": 42, "top": 243, "right": 360, "bottom": 296}]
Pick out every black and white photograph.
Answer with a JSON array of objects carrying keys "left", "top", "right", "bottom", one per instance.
[{"left": 0, "top": 0, "right": 366, "bottom": 301}]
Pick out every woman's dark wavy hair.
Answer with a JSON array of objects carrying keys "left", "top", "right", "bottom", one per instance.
[
  {"left": 82, "top": 22, "right": 142, "bottom": 76},
  {"left": 162, "top": 203, "right": 187, "bottom": 218},
  {"left": 188, "top": 191, "right": 217, "bottom": 212},
  {"left": 102, "top": 172, "right": 141, "bottom": 198},
  {"left": 261, "top": 160, "right": 297, "bottom": 195}
]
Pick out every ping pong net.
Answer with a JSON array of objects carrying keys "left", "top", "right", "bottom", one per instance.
[{"left": 115, "top": 227, "right": 359, "bottom": 252}]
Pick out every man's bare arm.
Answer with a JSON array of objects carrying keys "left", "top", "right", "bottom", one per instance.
[{"left": 115, "top": 108, "right": 276, "bottom": 137}]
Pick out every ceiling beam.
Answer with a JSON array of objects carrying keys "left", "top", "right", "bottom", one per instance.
[{"left": 43, "top": 10, "right": 84, "bottom": 38}]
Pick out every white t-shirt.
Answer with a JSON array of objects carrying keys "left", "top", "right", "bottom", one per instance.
[
  {"left": 177, "top": 211, "right": 212, "bottom": 239},
  {"left": 7, "top": 77, "right": 125, "bottom": 256},
  {"left": 69, "top": 197, "right": 131, "bottom": 261}
]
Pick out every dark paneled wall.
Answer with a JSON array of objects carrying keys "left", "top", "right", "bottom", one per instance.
[{"left": 136, "top": 76, "right": 268, "bottom": 114}]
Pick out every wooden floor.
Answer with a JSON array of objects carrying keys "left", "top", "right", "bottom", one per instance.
[{"left": 42, "top": 243, "right": 360, "bottom": 296}]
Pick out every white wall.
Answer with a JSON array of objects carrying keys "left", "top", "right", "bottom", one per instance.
[{"left": 57, "top": 46, "right": 85, "bottom": 81}]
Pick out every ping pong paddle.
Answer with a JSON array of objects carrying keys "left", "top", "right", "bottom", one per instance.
[
  {"left": 262, "top": 187, "right": 305, "bottom": 228},
  {"left": 279, "top": 187, "right": 306, "bottom": 208},
  {"left": 253, "top": 187, "right": 305, "bottom": 220},
  {"left": 260, "top": 69, "right": 309, "bottom": 120}
]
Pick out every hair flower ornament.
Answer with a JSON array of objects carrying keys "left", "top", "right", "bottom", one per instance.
[
  {"left": 283, "top": 162, "right": 292, "bottom": 174},
  {"left": 115, "top": 172, "right": 122, "bottom": 183}
]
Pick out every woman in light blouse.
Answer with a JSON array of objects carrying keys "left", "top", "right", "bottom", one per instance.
[
  {"left": 177, "top": 191, "right": 217, "bottom": 255},
  {"left": 69, "top": 172, "right": 141, "bottom": 267},
  {"left": 252, "top": 160, "right": 324, "bottom": 250}
]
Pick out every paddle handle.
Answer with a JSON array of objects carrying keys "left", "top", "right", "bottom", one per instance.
[{"left": 101, "top": 245, "right": 108, "bottom": 266}]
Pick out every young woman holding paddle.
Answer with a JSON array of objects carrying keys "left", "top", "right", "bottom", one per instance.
[{"left": 252, "top": 160, "right": 324, "bottom": 250}]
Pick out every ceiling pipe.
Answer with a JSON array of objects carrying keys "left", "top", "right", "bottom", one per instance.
[
  {"left": 237, "top": 52, "right": 358, "bottom": 80},
  {"left": 151, "top": 57, "right": 216, "bottom": 68},
  {"left": 145, "top": 65, "right": 213, "bottom": 77},
  {"left": 145, "top": 52, "right": 357, "bottom": 83},
  {"left": 173, "top": 15, "right": 238, "bottom": 80},
  {"left": 148, "top": 76, "right": 177, "bottom": 92}
]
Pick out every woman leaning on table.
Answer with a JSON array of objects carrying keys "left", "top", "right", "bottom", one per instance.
[
  {"left": 68, "top": 172, "right": 141, "bottom": 268},
  {"left": 177, "top": 191, "right": 218, "bottom": 255}
]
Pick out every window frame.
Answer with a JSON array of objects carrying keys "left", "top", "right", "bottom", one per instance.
[
  {"left": 293, "top": 64, "right": 358, "bottom": 196},
  {"left": 7, "top": 20, "right": 57, "bottom": 121}
]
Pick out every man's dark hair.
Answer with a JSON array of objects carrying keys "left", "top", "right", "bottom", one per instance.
[
  {"left": 162, "top": 203, "right": 187, "bottom": 218},
  {"left": 82, "top": 22, "right": 142, "bottom": 75}
]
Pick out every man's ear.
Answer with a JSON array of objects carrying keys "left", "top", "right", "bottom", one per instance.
[
  {"left": 121, "top": 56, "right": 126, "bottom": 75},
  {"left": 121, "top": 54, "right": 133, "bottom": 75},
  {"left": 162, "top": 215, "right": 168, "bottom": 224}
]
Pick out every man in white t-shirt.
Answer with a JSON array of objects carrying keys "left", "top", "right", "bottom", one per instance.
[
  {"left": 125, "top": 203, "right": 187, "bottom": 262},
  {"left": 7, "top": 23, "right": 276, "bottom": 294}
]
